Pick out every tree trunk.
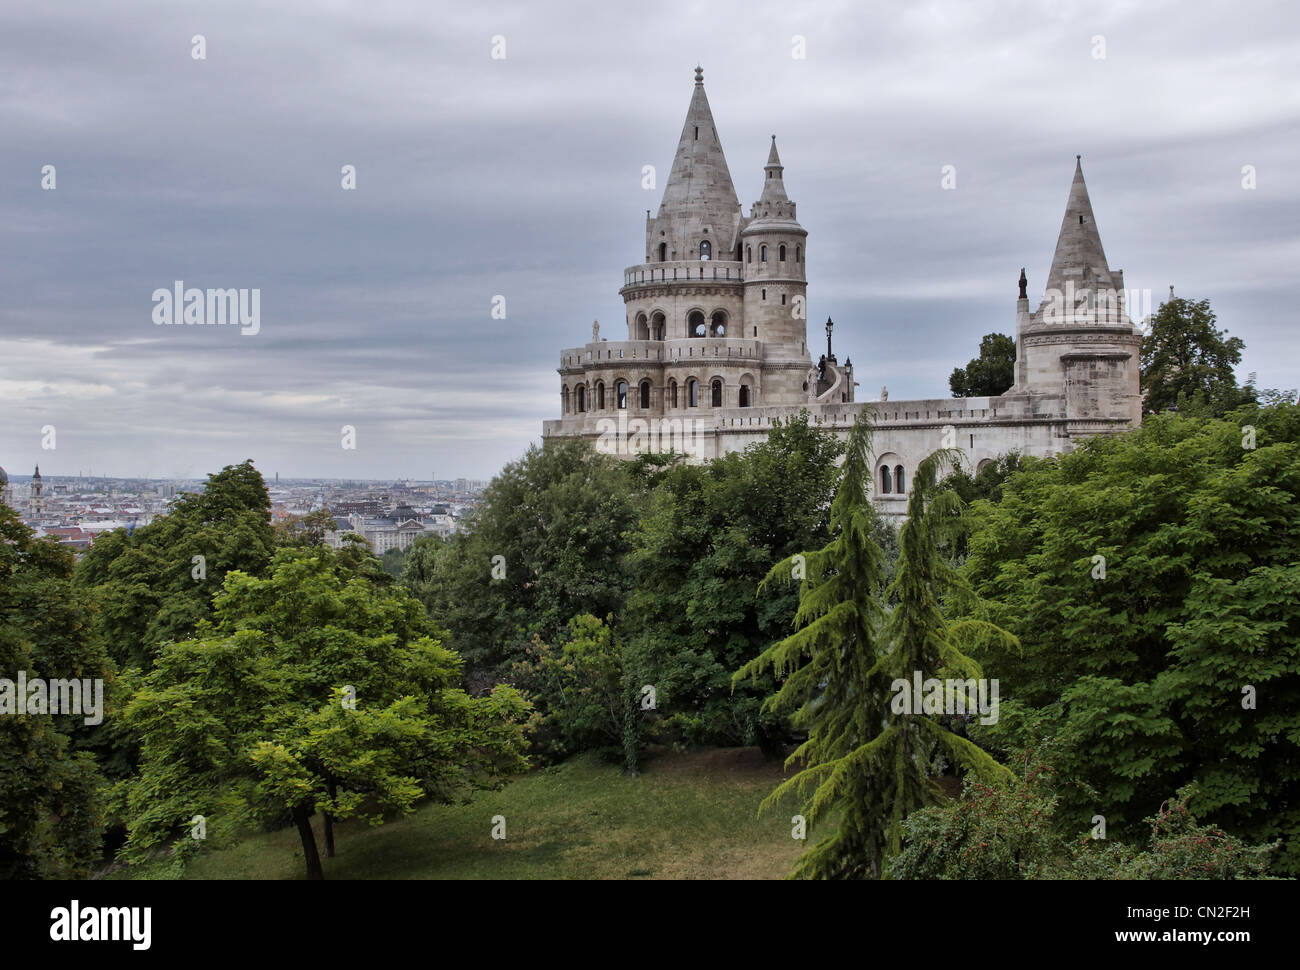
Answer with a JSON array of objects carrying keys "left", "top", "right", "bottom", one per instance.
[
  {"left": 323, "top": 780, "right": 337, "bottom": 858},
  {"left": 622, "top": 679, "right": 639, "bottom": 776},
  {"left": 292, "top": 804, "right": 324, "bottom": 880}
]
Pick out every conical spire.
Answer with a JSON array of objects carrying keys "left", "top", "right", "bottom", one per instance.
[
  {"left": 1044, "top": 156, "right": 1114, "bottom": 295},
  {"left": 655, "top": 67, "right": 741, "bottom": 224},
  {"left": 758, "top": 135, "right": 789, "bottom": 205}
]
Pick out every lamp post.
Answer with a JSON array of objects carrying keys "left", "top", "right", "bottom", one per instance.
[{"left": 825, "top": 317, "right": 835, "bottom": 362}]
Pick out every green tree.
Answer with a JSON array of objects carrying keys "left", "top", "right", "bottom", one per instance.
[
  {"left": 379, "top": 545, "right": 410, "bottom": 578},
  {"left": 274, "top": 507, "right": 337, "bottom": 548},
  {"left": 510, "top": 614, "right": 626, "bottom": 762},
  {"left": 735, "top": 416, "right": 1013, "bottom": 878},
  {"left": 402, "top": 441, "right": 641, "bottom": 682},
  {"left": 0, "top": 500, "right": 110, "bottom": 878},
  {"left": 75, "top": 459, "right": 275, "bottom": 673},
  {"left": 626, "top": 413, "right": 844, "bottom": 752},
  {"left": 115, "top": 545, "right": 530, "bottom": 879},
  {"left": 961, "top": 398, "right": 1300, "bottom": 873},
  {"left": 949, "top": 333, "right": 1016, "bottom": 398},
  {"left": 1140, "top": 296, "right": 1254, "bottom": 416},
  {"left": 889, "top": 752, "right": 1277, "bottom": 880}
]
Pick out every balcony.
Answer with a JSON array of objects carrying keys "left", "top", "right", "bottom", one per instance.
[
  {"left": 559, "top": 337, "right": 764, "bottom": 369},
  {"left": 621, "top": 260, "right": 745, "bottom": 288}
]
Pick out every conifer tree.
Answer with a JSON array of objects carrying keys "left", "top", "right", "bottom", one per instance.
[{"left": 735, "top": 416, "right": 1013, "bottom": 878}]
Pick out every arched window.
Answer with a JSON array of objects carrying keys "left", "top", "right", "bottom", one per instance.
[
  {"left": 760, "top": 244, "right": 768, "bottom": 261},
  {"left": 562, "top": 386, "right": 569, "bottom": 413},
  {"left": 880, "top": 466, "right": 892, "bottom": 494},
  {"left": 795, "top": 245, "right": 801, "bottom": 262},
  {"left": 894, "top": 465, "right": 905, "bottom": 493},
  {"left": 699, "top": 240, "right": 711, "bottom": 260},
  {"left": 710, "top": 311, "right": 726, "bottom": 337},
  {"left": 687, "top": 379, "right": 699, "bottom": 407},
  {"left": 746, "top": 246, "right": 752, "bottom": 263},
  {"left": 736, "top": 243, "right": 743, "bottom": 260},
  {"left": 616, "top": 380, "right": 628, "bottom": 409},
  {"left": 652, "top": 311, "right": 666, "bottom": 340},
  {"left": 779, "top": 244, "right": 786, "bottom": 261},
  {"left": 738, "top": 385, "right": 750, "bottom": 407},
  {"left": 635, "top": 313, "right": 649, "bottom": 340},
  {"left": 639, "top": 380, "right": 651, "bottom": 409},
  {"left": 576, "top": 385, "right": 586, "bottom": 412},
  {"left": 658, "top": 242, "right": 667, "bottom": 262},
  {"left": 711, "top": 379, "right": 723, "bottom": 407},
  {"left": 689, "top": 310, "right": 706, "bottom": 338},
  {"left": 596, "top": 381, "right": 605, "bottom": 410},
  {"left": 669, "top": 379, "right": 678, "bottom": 408}
]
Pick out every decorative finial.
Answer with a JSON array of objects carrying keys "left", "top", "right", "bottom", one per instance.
[
  {"left": 1018, "top": 267, "right": 1028, "bottom": 300},
  {"left": 1076, "top": 154, "right": 1081, "bottom": 161},
  {"left": 694, "top": 66, "right": 703, "bottom": 84}
]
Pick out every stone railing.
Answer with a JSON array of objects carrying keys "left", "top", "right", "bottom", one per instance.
[
  {"left": 622, "top": 260, "right": 745, "bottom": 286},
  {"left": 560, "top": 337, "right": 763, "bottom": 368}
]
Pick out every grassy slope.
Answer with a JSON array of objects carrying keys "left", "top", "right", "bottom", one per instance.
[{"left": 126, "top": 747, "right": 808, "bottom": 880}]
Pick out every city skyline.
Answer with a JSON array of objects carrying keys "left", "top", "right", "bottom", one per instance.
[{"left": 2, "top": 0, "right": 1296, "bottom": 479}]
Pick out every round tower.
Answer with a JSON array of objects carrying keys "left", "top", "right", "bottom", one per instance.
[
  {"left": 621, "top": 66, "right": 745, "bottom": 343},
  {"left": 742, "top": 137, "right": 809, "bottom": 404}
]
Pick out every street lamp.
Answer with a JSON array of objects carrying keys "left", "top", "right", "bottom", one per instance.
[{"left": 825, "top": 317, "right": 834, "bottom": 362}]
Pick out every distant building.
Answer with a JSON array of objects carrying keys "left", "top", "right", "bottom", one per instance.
[
  {"left": 325, "top": 514, "right": 431, "bottom": 553},
  {"left": 29, "top": 466, "right": 43, "bottom": 517}
]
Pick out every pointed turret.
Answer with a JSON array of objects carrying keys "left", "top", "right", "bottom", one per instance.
[
  {"left": 1044, "top": 156, "right": 1115, "bottom": 295},
  {"left": 1011, "top": 157, "right": 1143, "bottom": 427},
  {"left": 645, "top": 67, "right": 742, "bottom": 263},
  {"left": 758, "top": 135, "right": 789, "bottom": 205}
]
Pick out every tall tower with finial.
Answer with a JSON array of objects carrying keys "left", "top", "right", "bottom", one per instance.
[
  {"left": 624, "top": 66, "right": 746, "bottom": 345},
  {"left": 1006, "top": 156, "right": 1142, "bottom": 428},
  {"left": 30, "top": 465, "right": 43, "bottom": 517},
  {"left": 741, "top": 133, "right": 809, "bottom": 403}
]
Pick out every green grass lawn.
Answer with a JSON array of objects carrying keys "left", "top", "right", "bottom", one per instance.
[{"left": 118, "top": 746, "right": 809, "bottom": 880}]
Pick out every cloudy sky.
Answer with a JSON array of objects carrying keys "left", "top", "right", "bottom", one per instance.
[{"left": 2, "top": 0, "right": 1296, "bottom": 480}]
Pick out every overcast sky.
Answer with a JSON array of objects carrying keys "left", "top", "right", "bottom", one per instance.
[{"left": 1, "top": 0, "right": 1296, "bottom": 481}]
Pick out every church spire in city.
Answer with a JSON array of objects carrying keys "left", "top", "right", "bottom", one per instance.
[{"left": 1044, "top": 155, "right": 1114, "bottom": 295}]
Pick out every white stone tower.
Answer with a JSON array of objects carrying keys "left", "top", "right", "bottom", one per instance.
[
  {"left": 1006, "top": 156, "right": 1143, "bottom": 430},
  {"left": 741, "top": 135, "right": 810, "bottom": 403}
]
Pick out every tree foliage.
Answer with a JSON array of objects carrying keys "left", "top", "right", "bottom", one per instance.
[
  {"left": 75, "top": 459, "right": 275, "bottom": 672},
  {"left": 114, "top": 545, "right": 530, "bottom": 879},
  {"left": 0, "top": 501, "right": 110, "bottom": 878},
  {"left": 735, "top": 416, "right": 1014, "bottom": 878},
  {"left": 949, "top": 333, "right": 1016, "bottom": 398},
  {"left": 889, "top": 750, "right": 1277, "bottom": 880},
  {"left": 401, "top": 441, "right": 641, "bottom": 682},
  {"left": 626, "top": 414, "right": 844, "bottom": 752},
  {"left": 509, "top": 614, "right": 626, "bottom": 762},
  {"left": 1140, "top": 296, "right": 1254, "bottom": 416},
  {"left": 961, "top": 398, "right": 1300, "bottom": 873}
]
